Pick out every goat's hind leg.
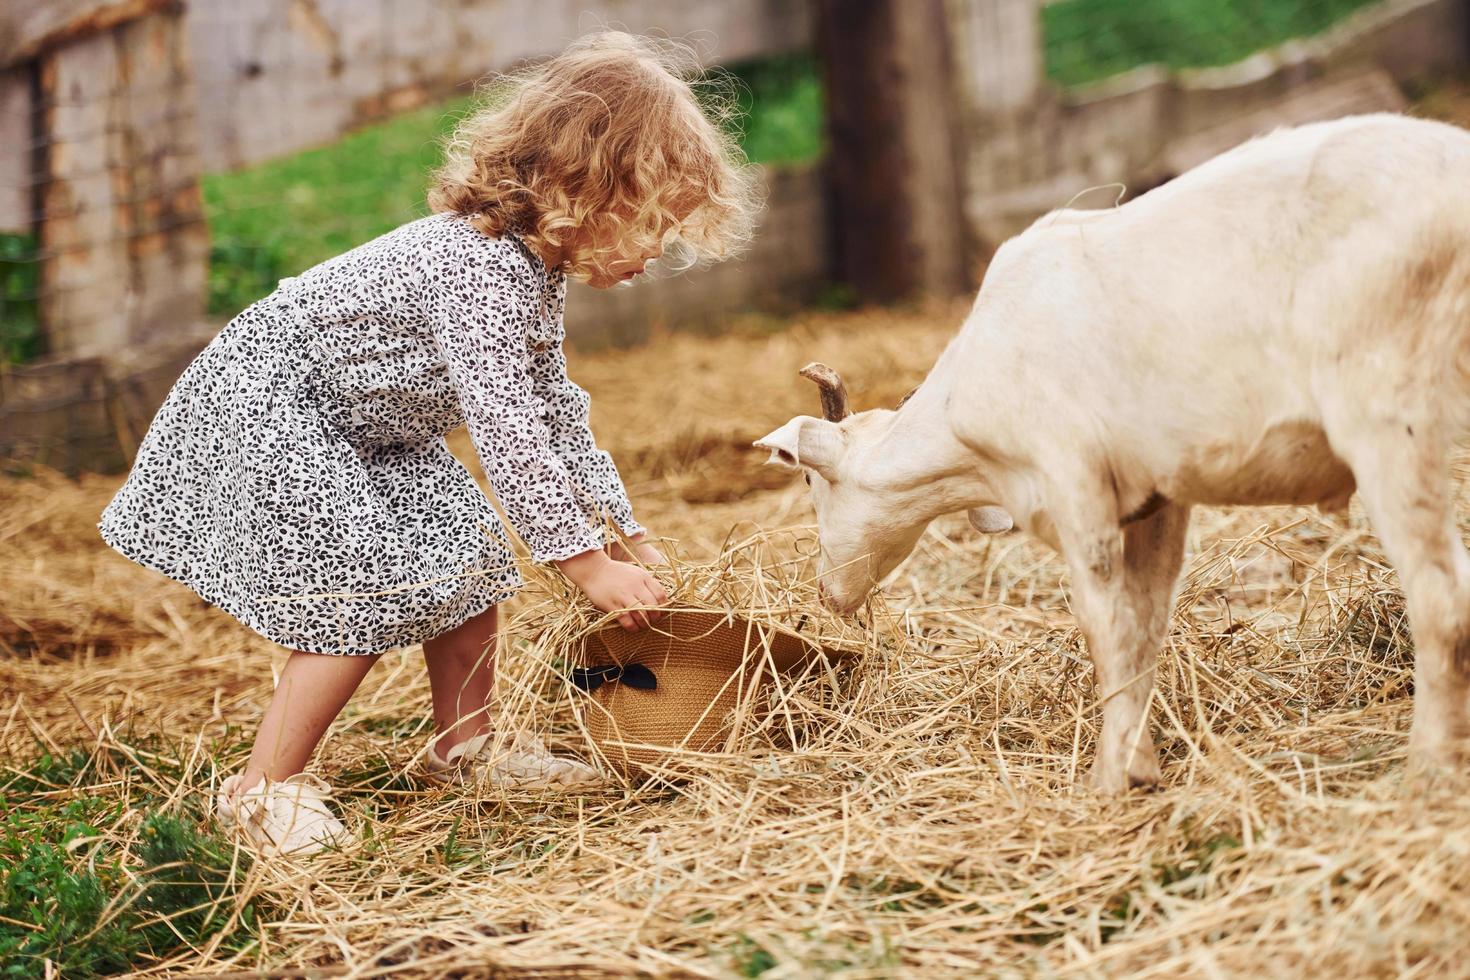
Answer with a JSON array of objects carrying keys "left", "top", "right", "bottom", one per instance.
[{"left": 1332, "top": 419, "right": 1470, "bottom": 771}]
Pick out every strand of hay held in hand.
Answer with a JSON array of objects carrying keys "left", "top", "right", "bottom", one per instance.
[{"left": 507, "top": 524, "right": 894, "bottom": 784}]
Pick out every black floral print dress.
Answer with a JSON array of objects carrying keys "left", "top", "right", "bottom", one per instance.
[{"left": 99, "top": 213, "right": 643, "bottom": 655}]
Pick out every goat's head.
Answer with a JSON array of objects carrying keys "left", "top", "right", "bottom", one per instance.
[{"left": 755, "top": 363, "right": 1013, "bottom": 614}]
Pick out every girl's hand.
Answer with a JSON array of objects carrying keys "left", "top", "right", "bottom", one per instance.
[
  {"left": 555, "top": 549, "right": 669, "bottom": 631},
  {"left": 609, "top": 532, "right": 666, "bottom": 567}
]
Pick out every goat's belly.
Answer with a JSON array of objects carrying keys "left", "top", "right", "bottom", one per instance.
[{"left": 1168, "top": 420, "right": 1356, "bottom": 509}]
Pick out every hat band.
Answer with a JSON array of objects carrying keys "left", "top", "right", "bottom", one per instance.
[{"left": 570, "top": 662, "right": 658, "bottom": 693}]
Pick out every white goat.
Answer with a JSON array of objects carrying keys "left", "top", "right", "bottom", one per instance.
[{"left": 757, "top": 113, "right": 1470, "bottom": 792}]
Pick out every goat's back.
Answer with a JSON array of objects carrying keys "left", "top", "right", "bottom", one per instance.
[
  {"left": 953, "top": 114, "right": 1470, "bottom": 498},
  {"left": 982, "top": 114, "right": 1470, "bottom": 384}
]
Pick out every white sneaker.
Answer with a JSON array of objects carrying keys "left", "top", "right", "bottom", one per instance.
[
  {"left": 423, "top": 729, "right": 604, "bottom": 791},
  {"left": 216, "top": 772, "right": 350, "bottom": 856}
]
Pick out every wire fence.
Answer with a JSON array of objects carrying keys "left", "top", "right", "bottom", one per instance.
[
  {"left": 0, "top": 0, "right": 819, "bottom": 372},
  {"left": 1, "top": 0, "right": 1463, "bottom": 475},
  {"left": 3, "top": 0, "right": 1435, "bottom": 370}
]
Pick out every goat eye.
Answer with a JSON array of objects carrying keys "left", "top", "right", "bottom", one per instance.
[{"left": 803, "top": 473, "right": 811, "bottom": 486}]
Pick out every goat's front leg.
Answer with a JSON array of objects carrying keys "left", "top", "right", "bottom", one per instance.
[{"left": 1058, "top": 499, "right": 1190, "bottom": 792}]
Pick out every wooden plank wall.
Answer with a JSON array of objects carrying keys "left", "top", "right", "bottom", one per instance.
[
  {"left": 949, "top": 0, "right": 1469, "bottom": 251},
  {"left": 2, "top": 3, "right": 209, "bottom": 473},
  {"left": 35, "top": 6, "right": 206, "bottom": 358}
]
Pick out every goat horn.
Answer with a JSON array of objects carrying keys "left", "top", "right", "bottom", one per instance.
[{"left": 799, "top": 362, "right": 850, "bottom": 422}]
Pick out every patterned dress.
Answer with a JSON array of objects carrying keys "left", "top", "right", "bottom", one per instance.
[{"left": 99, "top": 213, "right": 643, "bottom": 655}]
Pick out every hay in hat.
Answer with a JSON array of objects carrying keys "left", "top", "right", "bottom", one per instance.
[
  {"left": 512, "top": 527, "right": 868, "bottom": 781},
  {"left": 7, "top": 300, "right": 1470, "bottom": 976},
  {"left": 572, "top": 610, "right": 833, "bottom": 779}
]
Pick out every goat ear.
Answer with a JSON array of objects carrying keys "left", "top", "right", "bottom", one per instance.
[
  {"left": 754, "top": 416, "right": 843, "bottom": 480},
  {"left": 967, "top": 506, "right": 1014, "bottom": 534}
]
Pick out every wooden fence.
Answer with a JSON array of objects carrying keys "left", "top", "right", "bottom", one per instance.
[{"left": 2, "top": 0, "right": 1468, "bottom": 473}]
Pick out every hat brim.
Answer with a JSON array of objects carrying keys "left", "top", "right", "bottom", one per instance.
[{"left": 571, "top": 610, "right": 849, "bottom": 779}]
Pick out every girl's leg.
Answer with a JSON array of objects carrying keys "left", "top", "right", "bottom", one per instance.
[
  {"left": 236, "top": 650, "right": 381, "bottom": 793},
  {"left": 423, "top": 606, "right": 499, "bottom": 754}
]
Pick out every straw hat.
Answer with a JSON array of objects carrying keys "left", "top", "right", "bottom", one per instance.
[{"left": 570, "top": 610, "right": 840, "bottom": 779}]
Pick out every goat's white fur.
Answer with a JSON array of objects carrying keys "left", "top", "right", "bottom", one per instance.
[{"left": 757, "top": 114, "right": 1470, "bottom": 791}]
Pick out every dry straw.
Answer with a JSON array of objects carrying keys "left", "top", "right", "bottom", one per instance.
[
  {"left": 517, "top": 528, "right": 869, "bottom": 781},
  {"left": 6, "top": 304, "right": 1470, "bottom": 976}
]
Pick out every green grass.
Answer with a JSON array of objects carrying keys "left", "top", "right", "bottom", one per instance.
[
  {"left": 201, "top": 53, "right": 826, "bottom": 318},
  {"left": 202, "top": 96, "right": 470, "bottom": 317},
  {"left": 726, "top": 934, "right": 778, "bottom": 976},
  {"left": 1099, "top": 830, "right": 1241, "bottom": 941},
  {"left": 1044, "top": 0, "right": 1386, "bottom": 87},
  {"left": 1, "top": 746, "right": 258, "bottom": 977},
  {"left": 0, "top": 232, "right": 42, "bottom": 364},
  {"left": 724, "top": 52, "right": 825, "bottom": 167}
]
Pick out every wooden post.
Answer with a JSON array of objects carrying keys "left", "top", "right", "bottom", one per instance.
[
  {"left": 0, "top": 0, "right": 208, "bottom": 360},
  {"left": 34, "top": 7, "right": 207, "bottom": 358},
  {"left": 0, "top": 68, "right": 30, "bottom": 236},
  {"left": 816, "top": 0, "right": 972, "bottom": 302},
  {"left": 948, "top": 0, "right": 1043, "bottom": 115},
  {"left": 0, "top": 1, "right": 210, "bottom": 473}
]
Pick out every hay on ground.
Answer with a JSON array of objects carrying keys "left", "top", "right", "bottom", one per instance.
[{"left": 5, "top": 303, "right": 1470, "bottom": 977}]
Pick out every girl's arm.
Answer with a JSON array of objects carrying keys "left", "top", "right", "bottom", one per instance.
[
  {"left": 526, "top": 287, "right": 659, "bottom": 562},
  {"left": 429, "top": 244, "right": 667, "bottom": 628},
  {"left": 526, "top": 342, "right": 646, "bottom": 534},
  {"left": 429, "top": 246, "right": 616, "bottom": 563}
]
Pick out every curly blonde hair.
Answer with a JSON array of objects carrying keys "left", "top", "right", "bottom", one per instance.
[{"left": 429, "top": 32, "right": 761, "bottom": 281}]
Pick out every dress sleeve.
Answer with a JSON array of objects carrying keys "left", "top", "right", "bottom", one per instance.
[
  {"left": 527, "top": 335, "right": 646, "bottom": 541},
  {"left": 427, "top": 241, "right": 606, "bottom": 564}
]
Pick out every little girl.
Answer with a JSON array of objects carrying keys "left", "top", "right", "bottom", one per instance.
[{"left": 98, "top": 32, "right": 757, "bottom": 856}]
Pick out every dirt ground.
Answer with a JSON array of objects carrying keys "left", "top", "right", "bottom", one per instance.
[{"left": 6, "top": 301, "right": 1470, "bottom": 977}]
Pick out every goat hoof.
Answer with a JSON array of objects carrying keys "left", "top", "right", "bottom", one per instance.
[
  {"left": 1407, "top": 722, "right": 1470, "bottom": 771},
  {"left": 1406, "top": 736, "right": 1466, "bottom": 782},
  {"left": 1085, "top": 754, "right": 1162, "bottom": 794}
]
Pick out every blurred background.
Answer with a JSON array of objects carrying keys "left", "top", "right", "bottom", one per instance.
[{"left": 3, "top": 0, "right": 1468, "bottom": 472}]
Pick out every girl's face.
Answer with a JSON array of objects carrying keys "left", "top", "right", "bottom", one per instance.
[
  {"left": 578, "top": 202, "right": 695, "bottom": 289},
  {"left": 585, "top": 235, "right": 665, "bottom": 289}
]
